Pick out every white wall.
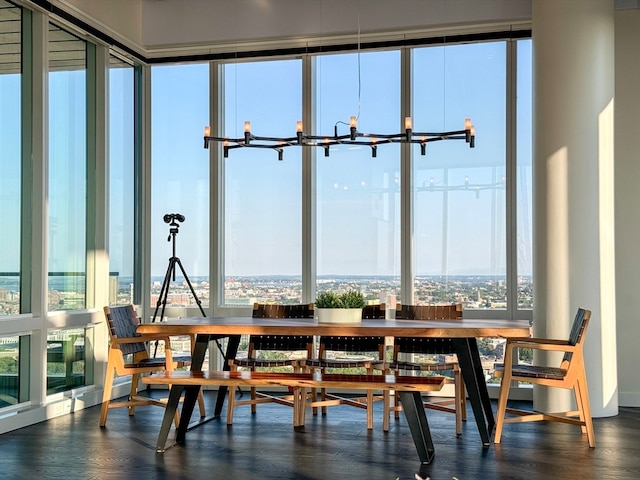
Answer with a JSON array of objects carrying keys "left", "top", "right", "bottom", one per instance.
[
  {"left": 614, "top": 8, "right": 640, "bottom": 407},
  {"left": 58, "top": 0, "right": 143, "bottom": 50}
]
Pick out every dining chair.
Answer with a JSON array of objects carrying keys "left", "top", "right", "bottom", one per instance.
[
  {"left": 377, "top": 303, "right": 466, "bottom": 434},
  {"left": 303, "top": 303, "right": 387, "bottom": 430},
  {"left": 493, "top": 307, "right": 595, "bottom": 447},
  {"left": 226, "top": 302, "right": 315, "bottom": 426},
  {"left": 100, "top": 305, "right": 205, "bottom": 427}
]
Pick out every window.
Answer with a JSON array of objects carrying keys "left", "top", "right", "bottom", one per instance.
[
  {"left": 0, "top": 335, "right": 24, "bottom": 406},
  {"left": 48, "top": 24, "right": 87, "bottom": 311},
  {"left": 412, "top": 42, "right": 507, "bottom": 308},
  {"left": 222, "top": 59, "right": 303, "bottom": 305},
  {"left": 46, "top": 327, "right": 92, "bottom": 394},
  {"left": 151, "top": 63, "right": 209, "bottom": 311},
  {"left": 315, "top": 51, "right": 401, "bottom": 303},
  {"left": 516, "top": 39, "right": 533, "bottom": 309},
  {"left": 0, "top": 0, "right": 21, "bottom": 315},
  {"left": 108, "top": 55, "right": 135, "bottom": 306}
]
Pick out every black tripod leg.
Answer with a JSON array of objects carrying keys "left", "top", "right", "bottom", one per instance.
[
  {"left": 173, "top": 257, "right": 206, "bottom": 317},
  {"left": 153, "top": 258, "right": 176, "bottom": 323},
  {"left": 151, "top": 258, "right": 177, "bottom": 357}
]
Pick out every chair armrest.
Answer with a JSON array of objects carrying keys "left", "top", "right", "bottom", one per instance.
[
  {"left": 110, "top": 335, "right": 173, "bottom": 346},
  {"left": 505, "top": 337, "right": 574, "bottom": 352}
]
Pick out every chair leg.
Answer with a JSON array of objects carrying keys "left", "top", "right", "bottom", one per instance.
[
  {"left": 382, "top": 390, "right": 390, "bottom": 432},
  {"left": 295, "top": 387, "right": 306, "bottom": 427},
  {"left": 454, "top": 366, "right": 463, "bottom": 435},
  {"left": 575, "top": 375, "right": 596, "bottom": 447},
  {"left": 99, "top": 366, "right": 115, "bottom": 427},
  {"left": 128, "top": 373, "right": 140, "bottom": 416},
  {"left": 366, "top": 389, "right": 374, "bottom": 430},
  {"left": 197, "top": 389, "right": 206, "bottom": 417},
  {"left": 460, "top": 373, "right": 467, "bottom": 421},
  {"left": 493, "top": 371, "right": 511, "bottom": 444},
  {"left": 394, "top": 389, "right": 401, "bottom": 419},
  {"left": 227, "top": 385, "right": 236, "bottom": 425},
  {"left": 250, "top": 386, "right": 257, "bottom": 414}
]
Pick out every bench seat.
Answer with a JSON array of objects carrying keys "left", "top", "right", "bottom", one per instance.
[
  {"left": 143, "top": 370, "right": 445, "bottom": 391},
  {"left": 144, "top": 370, "right": 444, "bottom": 428}
]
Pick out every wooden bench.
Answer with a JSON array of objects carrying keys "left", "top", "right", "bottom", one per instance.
[{"left": 143, "top": 370, "right": 445, "bottom": 463}]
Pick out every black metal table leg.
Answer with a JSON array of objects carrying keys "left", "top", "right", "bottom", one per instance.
[
  {"left": 452, "top": 337, "right": 493, "bottom": 445},
  {"left": 398, "top": 391, "right": 435, "bottom": 464},
  {"left": 155, "top": 383, "right": 185, "bottom": 452}
]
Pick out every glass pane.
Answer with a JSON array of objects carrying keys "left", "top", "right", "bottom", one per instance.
[
  {"left": 151, "top": 63, "right": 209, "bottom": 312},
  {"left": 517, "top": 39, "right": 533, "bottom": 310},
  {"left": 108, "top": 55, "right": 135, "bottom": 306},
  {"left": 48, "top": 24, "right": 87, "bottom": 311},
  {"left": 412, "top": 42, "right": 506, "bottom": 307},
  {"left": 223, "top": 59, "right": 303, "bottom": 305},
  {"left": 315, "top": 51, "right": 401, "bottom": 304},
  {"left": 0, "top": 336, "right": 21, "bottom": 407},
  {"left": 46, "top": 328, "right": 89, "bottom": 394},
  {"left": 0, "top": 0, "right": 21, "bottom": 315}
]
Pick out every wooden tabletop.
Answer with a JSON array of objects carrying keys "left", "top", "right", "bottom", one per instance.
[{"left": 137, "top": 316, "right": 531, "bottom": 338}]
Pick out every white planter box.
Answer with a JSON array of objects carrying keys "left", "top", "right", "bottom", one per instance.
[{"left": 317, "top": 308, "right": 363, "bottom": 324}]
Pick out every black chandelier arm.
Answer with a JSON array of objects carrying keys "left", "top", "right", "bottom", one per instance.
[{"left": 204, "top": 123, "right": 475, "bottom": 154}]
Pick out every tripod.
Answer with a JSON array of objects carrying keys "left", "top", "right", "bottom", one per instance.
[{"left": 152, "top": 214, "right": 226, "bottom": 362}]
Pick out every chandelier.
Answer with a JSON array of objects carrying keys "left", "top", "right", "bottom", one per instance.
[{"left": 203, "top": 117, "right": 475, "bottom": 159}]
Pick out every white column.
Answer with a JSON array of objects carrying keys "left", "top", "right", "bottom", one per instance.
[{"left": 532, "top": 0, "right": 617, "bottom": 417}]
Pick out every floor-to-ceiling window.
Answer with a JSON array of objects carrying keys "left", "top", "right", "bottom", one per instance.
[
  {"left": 412, "top": 41, "right": 507, "bottom": 308},
  {"left": 150, "top": 63, "right": 209, "bottom": 314},
  {"left": 46, "top": 23, "right": 89, "bottom": 393},
  {"left": 516, "top": 39, "right": 533, "bottom": 310},
  {"left": 47, "top": 23, "right": 87, "bottom": 312},
  {"left": 204, "top": 41, "right": 530, "bottom": 316},
  {"left": 0, "top": 0, "right": 21, "bottom": 316},
  {"left": 0, "top": 0, "right": 23, "bottom": 406},
  {"left": 315, "top": 51, "right": 401, "bottom": 304},
  {"left": 222, "top": 59, "right": 303, "bottom": 305},
  {"left": 108, "top": 55, "right": 135, "bottom": 306}
]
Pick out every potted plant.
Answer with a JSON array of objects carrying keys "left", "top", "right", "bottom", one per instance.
[{"left": 315, "top": 290, "right": 366, "bottom": 323}]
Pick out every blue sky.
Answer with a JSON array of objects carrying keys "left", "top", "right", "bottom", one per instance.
[{"left": 0, "top": 40, "right": 532, "bottom": 282}]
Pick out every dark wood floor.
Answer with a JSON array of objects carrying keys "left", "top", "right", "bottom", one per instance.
[{"left": 1, "top": 390, "right": 638, "bottom": 480}]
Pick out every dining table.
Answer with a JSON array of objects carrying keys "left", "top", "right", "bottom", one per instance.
[{"left": 137, "top": 316, "right": 531, "bottom": 459}]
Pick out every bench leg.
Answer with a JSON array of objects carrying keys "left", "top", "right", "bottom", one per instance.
[{"left": 398, "top": 391, "right": 435, "bottom": 464}]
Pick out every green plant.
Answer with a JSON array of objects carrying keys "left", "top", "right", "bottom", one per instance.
[{"left": 315, "top": 290, "right": 366, "bottom": 309}]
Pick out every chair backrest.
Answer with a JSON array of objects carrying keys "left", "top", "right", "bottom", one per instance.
[
  {"left": 395, "top": 303, "right": 462, "bottom": 320},
  {"left": 318, "top": 303, "right": 386, "bottom": 357},
  {"left": 103, "top": 305, "right": 146, "bottom": 356},
  {"left": 252, "top": 303, "right": 314, "bottom": 319},
  {"left": 249, "top": 303, "right": 315, "bottom": 352},
  {"left": 362, "top": 303, "right": 386, "bottom": 319},
  {"left": 393, "top": 303, "right": 463, "bottom": 355},
  {"left": 564, "top": 307, "right": 591, "bottom": 363}
]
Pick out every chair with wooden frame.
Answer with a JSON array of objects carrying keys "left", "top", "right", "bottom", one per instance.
[
  {"left": 100, "top": 305, "right": 205, "bottom": 427},
  {"left": 493, "top": 307, "right": 595, "bottom": 447},
  {"left": 377, "top": 303, "right": 466, "bottom": 434},
  {"left": 303, "top": 304, "right": 387, "bottom": 430},
  {"left": 226, "top": 303, "right": 315, "bottom": 426}
]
